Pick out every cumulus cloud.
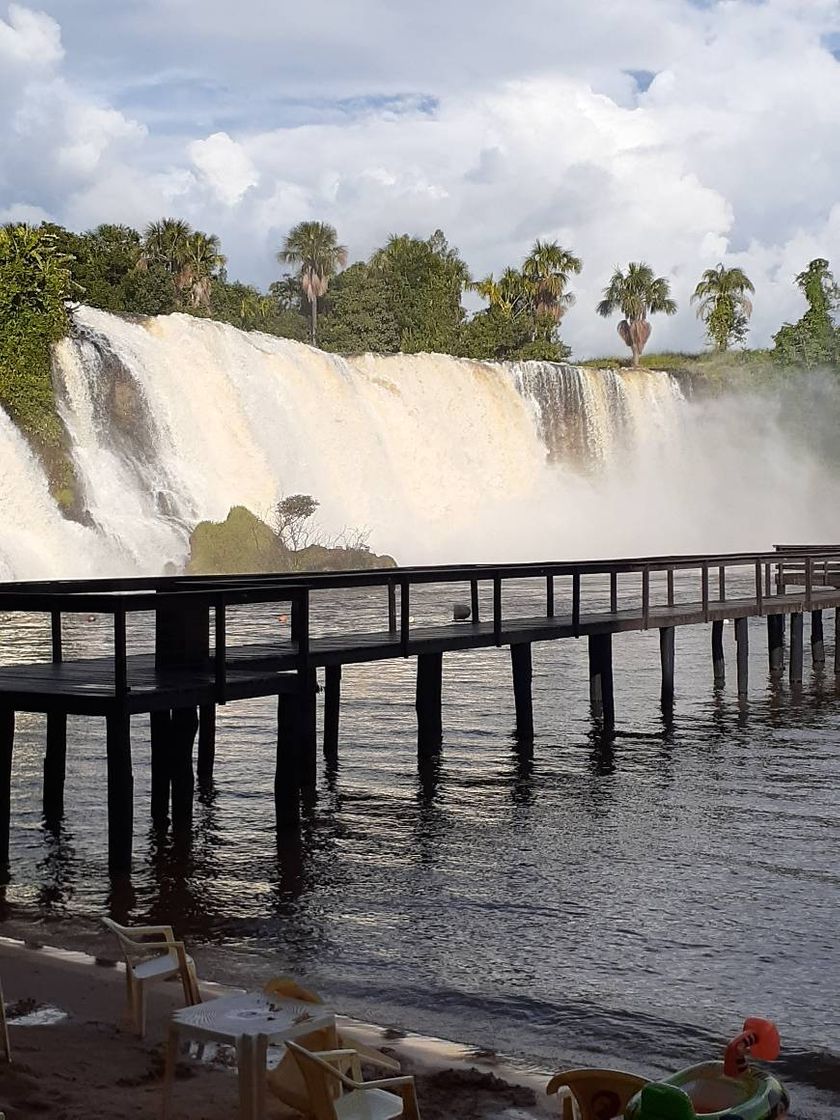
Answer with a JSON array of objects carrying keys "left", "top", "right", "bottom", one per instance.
[
  {"left": 189, "top": 131, "right": 259, "bottom": 205},
  {"left": 2, "top": 0, "right": 840, "bottom": 356}
]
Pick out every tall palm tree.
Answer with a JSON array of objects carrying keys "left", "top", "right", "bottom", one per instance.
[
  {"left": 470, "top": 268, "right": 529, "bottom": 318},
  {"left": 178, "top": 231, "right": 225, "bottom": 309},
  {"left": 597, "top": 262, "right": 677, "bottom": 365},
  {"left": 691, "top": 264, "right": 755, "bottom": 351},
  {"left": 140, "top": 218, "right": 192, "bottom": 275},
  {"left": 277, "top": 221, "right": 347, "bottom": 345},
  {"left": 521, "top": 241, "right": 582, "bottom": 323}
]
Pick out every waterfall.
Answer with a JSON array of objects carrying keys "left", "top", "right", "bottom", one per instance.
[{"left": 2, "top": 304, "right": 839, "bottom": 581}]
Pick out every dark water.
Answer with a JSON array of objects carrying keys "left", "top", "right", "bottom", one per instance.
[{"left": 1, "top": 575, "right": 839, "bottom": 1117}]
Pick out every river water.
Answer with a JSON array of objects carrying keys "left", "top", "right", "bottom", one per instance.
[{"left": 1, "top": 575, "right": 839, "bottom": 1118}]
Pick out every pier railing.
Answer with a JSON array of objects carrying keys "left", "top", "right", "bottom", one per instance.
[{"left": 0, "top": 584, "right": 310, "bottom": 700}]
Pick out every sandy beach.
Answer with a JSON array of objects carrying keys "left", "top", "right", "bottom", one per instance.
[{"left": 0, "top": 937, "right": 551, "bottom": 1120}]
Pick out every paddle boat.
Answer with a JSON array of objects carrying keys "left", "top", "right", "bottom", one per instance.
[{"left": 624, "top": 1018, "right": 789, "bottom": 1120}]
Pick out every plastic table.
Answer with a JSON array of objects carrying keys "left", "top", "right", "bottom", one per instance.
[{"left": 161, "top": 990, "right": 336, "bottom": 1120}]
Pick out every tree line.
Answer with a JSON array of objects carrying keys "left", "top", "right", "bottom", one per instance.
[{"left": 2, "top": 214, "right": 839, "bottom": 369}]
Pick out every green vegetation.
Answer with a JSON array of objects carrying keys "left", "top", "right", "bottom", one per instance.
[
  {"left": 772, "top": 259, "right": 840, "bottom": 368},
  {"left": 186, "top": 501, "right": 396, "bottom": 575},
  {"left": 596, "top": 262, "right": 678, "bottom": 365},
  {"left": 278, "top": 221, "right": 348, "bottom": 346},
  {"left": 465, "top": 241, "right": 581, "bottom": 361},
  {"left": 691, "top": 264, "right": 755, "bottom": 352},
  {"left": 0, "top": 223, "right": 79, "bottom": 505}
]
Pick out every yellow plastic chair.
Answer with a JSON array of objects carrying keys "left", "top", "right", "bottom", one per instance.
[
  {"left": 546, "top": 1068, "right": 649, "bottom": 1120},
  {"left": 284, "top": 1040, "right": 421, "bottom": 1120},
  {"left": 0, "top": 978, "right": 10, "bottom": 1061},
  {"left": 102, "top": 917, "right": 200, "bottom": 1038},
  {"left": 265, "top": 976, "right": 400, "bottom": 1114}
]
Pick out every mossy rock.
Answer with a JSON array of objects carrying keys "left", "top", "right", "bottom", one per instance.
[{"left": 186, "top": 506, "right": 289, "bottom": 575}]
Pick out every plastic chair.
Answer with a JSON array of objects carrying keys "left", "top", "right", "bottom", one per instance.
[
  {"left": 102, "top": 917, "right": 200, "bottom": 1038},
  {"left": 264, "top": 976, "right": 400, "bottom": 1114},
  {"left": 283, "top": 1040, "right": 421, "bottom": 1120},
  {"left": 0, "top": 978, "right": 10, "bottom": 1061},
  {"left": 547, "top": 1068, "right": 649, "bottom": 1120}
]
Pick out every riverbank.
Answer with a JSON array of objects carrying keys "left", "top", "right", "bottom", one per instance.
[{"left": 0, "top": 936, "right": 551, "bottom": 1119}]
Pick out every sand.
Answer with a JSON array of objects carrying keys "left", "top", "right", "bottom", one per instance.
[{"left": 0, "top": 939, "right": 552, "bottom": 1120}]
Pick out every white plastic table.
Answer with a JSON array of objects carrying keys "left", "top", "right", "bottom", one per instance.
[{"left": 161, "top": 990, "right": 336, "bottom": 1120}]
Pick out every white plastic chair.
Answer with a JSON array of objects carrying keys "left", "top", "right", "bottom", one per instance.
[
  {"left": 0, "top": 977, "right": 10, "bottom": 1061},
  {"left": 102, "top": 917, "right": 200, "bottom": 1038},
  {"left": 285, "top": 1040, "right": 421, "bottom": 1120}
]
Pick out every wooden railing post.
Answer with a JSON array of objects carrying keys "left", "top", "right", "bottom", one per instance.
[
  {"left": 546, "top": 575, "right": 554, "bottom": 618},
  {"left": 755, "top": 562, "right": 763, "bottom": 616},
  {"left": 114, "top": 601, "right": 128, "bottom": 697},
  {"left": 718, "top": 566, "right": 726, "bottom": 602},
  {"left": 641, "top": 569, "right": 650, "bottom": 630},
  {"left": 610, "top": 571, "right": 618, "bottom": 614},
  {"left": 667, "top": 568, "right": 675, "bottom": 608},
  {"left": 572, "top": 572, "right": 581, "bottom": 637},
  {"left": 493, "top": 577, "right": 502, "bottom": 646},
  {"left": 387, "top": 580, "right": 397, "bottom": 633},
  {"left": 701, "top": 565, "right": 709, "bottom": 623},
  {"left": 214, "top": 595, "right": 227, "bottom": 704},
  {"left": 400, "top": 578, "right": 411, "bottom": 657},
  {"left": 470, "top": 579, "right": 480, "bottom": 623}
]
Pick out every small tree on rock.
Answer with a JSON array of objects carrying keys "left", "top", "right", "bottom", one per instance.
[{"left": 275, "top": 494, "right": 319, "bottom": 551}]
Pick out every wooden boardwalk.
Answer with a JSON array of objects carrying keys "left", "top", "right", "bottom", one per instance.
[{"left": 0, "top": 546, "right": 838, "bottom": 877}]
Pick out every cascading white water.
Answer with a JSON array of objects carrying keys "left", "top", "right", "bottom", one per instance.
[{"left": 3, "top": 304, "right": 840, "bottom": 580}]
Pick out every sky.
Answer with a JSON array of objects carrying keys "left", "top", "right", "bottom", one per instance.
[{"left": 1, "top": 0, "right": 840, "bottom": 358}]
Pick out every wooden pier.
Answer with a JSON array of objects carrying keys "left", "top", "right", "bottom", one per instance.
[{"left": 1, "top": 545, "right": 839, "bottom": 877}]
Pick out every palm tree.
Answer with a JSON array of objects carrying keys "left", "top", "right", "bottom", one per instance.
[
  {"left": 597, "top": 262, "right": 677, "bottom": 365},
  {"left": 277, "top": 221, "right": 347, "bottom": 345},
  {"left": 470, "top": 268, "right": 529, "bottom": 318},
  {"left": 691, "top": 264, "right": 755, "bottom": 351},
  {"left": 178, "top": 231, "right": 225, "bottom": 309},
  {"left": 140, "top": 218, "right": 192, "bottom": 275},
  {"left": 521, "top": 241, "right": 582, "bottom": 323}
]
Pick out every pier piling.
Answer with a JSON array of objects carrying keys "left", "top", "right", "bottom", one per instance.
[
  {"left": 275, "top": 695, "right": 300, "bottom": 828},
  {"left": 790, "top": 613, "right": 804, "bottom": 684},
  {"left": 416, "top": 653, "right": 443, "bottom": 756},
  {"left": 711, "top": 620, "right": 725, "bottom": 684},
  {"left": 735, "top": 618, "right": 749, "bottom": 697},
  {"left": 105, "top": 710, "right": 133, "bottom": 874},
  {"left": 149, "top": 709, "right": 171, "bottom": 827},
  {"left": 170, "top": 707, "right": 198, "bottom": 828},
  {"left": 660, "top": 627, "right": 675, "bottom": 711},
  {"left": 197, "top": 704, "right": 216, "bottom": 786},
  {"left": 510, "top": 643, "right": 534, "bottom": 740},
  {"left": 768, "top": 615, "right": 784, "bottom": 674},
  {"left": 588, "top": 633, "right": 615, "bottom": 729},
  {"left": 811, "top": 610, "right": 825, "bottom": 666},
  {"left": 323, "top": 666, "right": 342, "bottom": 762},
  {"left": 0, "top": 707, "right": 13, "bottom": 878},
  {"left": 43, "top": 712, "right": 67, "bottom": 825}
]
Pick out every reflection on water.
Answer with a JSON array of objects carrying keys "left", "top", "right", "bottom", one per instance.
[{"left": 1, "top": 582, "right": 840, "bottom": 1116}]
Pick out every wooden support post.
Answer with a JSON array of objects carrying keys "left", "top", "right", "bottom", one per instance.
[
  {"left": 735, "top": 617, "right": 749, "bottom": 698},
  {"left": 835, "top": 607, "right": 840, "bottom": 675},
  {"left": 660, "top": 626, "right": 675, "bottom": 711},
  {"left": 768, "top": 615, "right": 784, "bottom": 675},
  {"left": 43, "top": 712, "right": 67, "bottom": 825},
  {"left": 275, "top": 695, "right": 300, "bottom": 829},
  {"left": 149, "top": 710, "right": 171, "bottom": 827},
  {"left": 105, "top": 709, "right": 133, "bottom": 874},
  {"left": 790, "top": 612, "right": 804, "bottom": 685},
  {"left": 323, "top": 666, "right": 341, "bottom": 762},
  {"left": 197, "top": 704, "right": 216, "bottom": 787},
  {"left": 0, "top": 708, "right": 14, "bottom": 879},
  {"left": 510, "top": 643, "right": 534, "bottom": 740},
  {"left": 712, "top": 620, "right": 725, "bottom": 685},
  {"left": 588, "top": 634, "right": 615, "bottom": 729},
  {"left": 416, "top": 653, "right": 443, "bottom": 757},
  {"left": 297, "top": 669, "right": 318, "bottom": 788},
  {"left": 811, "top": 610, "right": 825, "bottom": 666},
  {"left": 170, "top": 707, "right": 197, "bottom": 829}
]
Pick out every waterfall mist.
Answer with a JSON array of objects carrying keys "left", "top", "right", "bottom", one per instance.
[{"left": 1, "top": 305, "right": 839, "bottom": 579}]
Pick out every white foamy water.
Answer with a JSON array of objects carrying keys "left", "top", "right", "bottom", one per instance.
[{"left": 2, "top": 305, "right": 840, "bottom": 580}]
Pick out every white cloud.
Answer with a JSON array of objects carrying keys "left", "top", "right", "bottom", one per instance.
[
  {"left": 189, "top": 131, "right": 259, "bottom": 206},
  {"left": 0, "top": 3, "right": 62, "bottom": 67},
  {"left": 1, "top": 0, "right": 840, "bottom": 356}
]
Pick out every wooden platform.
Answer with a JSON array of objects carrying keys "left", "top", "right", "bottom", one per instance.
[{"left": 1, "top": 545, "right": 839, "bottom": 876}]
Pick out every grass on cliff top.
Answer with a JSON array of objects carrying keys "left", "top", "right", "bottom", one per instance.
[{"left": 579, "top": 348, "right": 783, "bottom": 390}]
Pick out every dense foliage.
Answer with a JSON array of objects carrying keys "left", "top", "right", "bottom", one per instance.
[
  {"left": 0, "top": 223, "right": 78, "bottom": 504},
  {"left": 772, "top": 259, "right": 840, "bottom": 368}
]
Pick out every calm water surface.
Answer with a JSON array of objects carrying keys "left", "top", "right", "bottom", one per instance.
[{"left": 1, "top": 575, "right": 839, "bottom": 1118}]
